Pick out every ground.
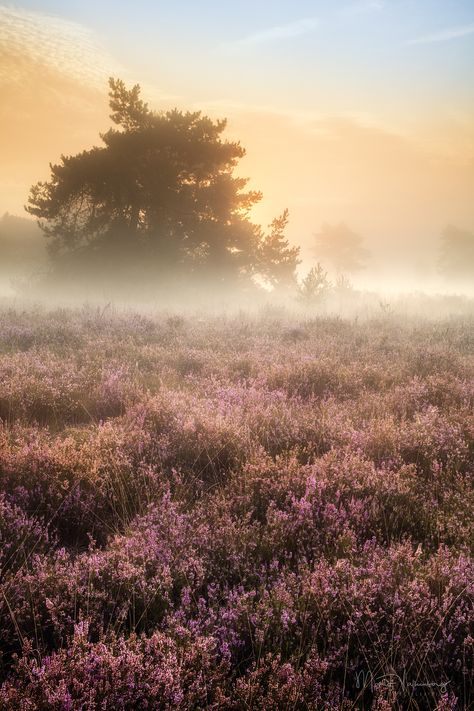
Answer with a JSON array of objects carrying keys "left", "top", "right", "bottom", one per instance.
[{"left": 0, "top": 305, "right": 472, "bottom": 709}]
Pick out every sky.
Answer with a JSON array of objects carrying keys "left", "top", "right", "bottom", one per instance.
[{"left": 1, "top": 0, "right": 473, "bottom": 287}]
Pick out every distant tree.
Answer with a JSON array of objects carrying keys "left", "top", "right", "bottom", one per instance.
[
  {"left": 314, "top": 222, "right": 369, "bottom": 274},
  {"left": 27, "top": 78, "right": 298, "bottom": 292},
  {"left": 334, "top": 273, "right": 353, "bottom": 293},
  {"left": 438, "top": 225, "right": 474, "bottom": 283},
  {"left": 0, "top": 213, "right": 46, "bottom": 273},
  {"left": 297, "top": 263, "right": 331, "bottom": 305},
  {"left": 256, "top": 209, "right": 300, "bottom": 290}
]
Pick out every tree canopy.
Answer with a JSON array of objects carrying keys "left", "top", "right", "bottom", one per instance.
[
  {"left": 438, "top": 225, "right": 474, "bottom": 284},
  {"left": 314, "top": 222, "right": 368, "bottom": 274},
  {"left": 27, "top": 78, "right": 299, "bottom": 292},
  {"left": 297, "top": 263, "right": 331, "bottom": 305}
]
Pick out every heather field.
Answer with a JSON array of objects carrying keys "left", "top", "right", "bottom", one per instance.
[{"left": 0, "top": 305, "right": 473, "bottom": 710}]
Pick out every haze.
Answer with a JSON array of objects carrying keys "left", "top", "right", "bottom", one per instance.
[{"left": 1, "top": 0, "right": 473, "bottom": 294}]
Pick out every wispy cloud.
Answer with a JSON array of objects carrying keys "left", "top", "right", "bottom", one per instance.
[
  {"left": 223, "top": 17, "right": 319, "bottom": 51},
  {"left": 340, "top": 1, "right": 385, "bottom": 17},
  {"left": 194, "top": 98, "right": 400, "bottom": 139},
  {"left": 408, "top": 23, "right": 474, "bottom": 45},
  {"left": 0, "top": 5, "right": 121, "bottom": 86}
]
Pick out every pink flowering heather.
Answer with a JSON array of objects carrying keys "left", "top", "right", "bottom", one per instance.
[{"left": 0, "top": 307, "right": 472, "bottom": 709}]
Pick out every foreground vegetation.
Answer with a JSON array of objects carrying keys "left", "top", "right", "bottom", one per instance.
[{"left": 0, "top": 305, "right": 473, "bottom": 709}]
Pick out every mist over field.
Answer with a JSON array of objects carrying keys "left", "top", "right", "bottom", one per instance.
[
  {"left": 0, "top": 2, "right": 473, "bottom": 710},
  {"left": 1, "top": 2, "right": 474, "bottom": 308}
]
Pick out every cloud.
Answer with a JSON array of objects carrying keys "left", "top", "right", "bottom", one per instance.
[
  {"left": 408, "top": 23, "right": 474, "bottom": 45},
  {"left": 0, "top": 5, "right": 122, "bottom": 86},
  {"left": 340, "top": 1, "right": 385, "bottom": 17},
  {"left": 194, "top": 98, "right": 401, "bottom": 141},
  {"left": 0, "top": 5, "right": 123, "bottom": 214},
  {"left": 223, "top": 17, "right": 319, "bottom": 51}
]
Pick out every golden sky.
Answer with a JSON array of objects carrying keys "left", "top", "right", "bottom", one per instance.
[{"left": 1, "top": 2, "right": 473, "bottom": 286}]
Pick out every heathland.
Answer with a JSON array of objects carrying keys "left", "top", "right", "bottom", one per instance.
[{"left": 0, "top": 305, "right": 472, "bottom": 709}]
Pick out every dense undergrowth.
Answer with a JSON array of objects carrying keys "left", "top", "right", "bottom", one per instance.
[{"left": 0, "top": 305, "right": 472, "bottom": 709}]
